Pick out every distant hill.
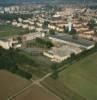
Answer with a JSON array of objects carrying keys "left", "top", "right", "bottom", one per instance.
[{"left": 0, "top": 0, "right": 97, "bottom": 6}]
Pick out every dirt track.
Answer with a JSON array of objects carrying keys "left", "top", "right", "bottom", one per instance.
[{"left": 0, "top": 70, "right": 31, "bottom": 100}]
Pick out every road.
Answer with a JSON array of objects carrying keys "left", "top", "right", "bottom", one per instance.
[{"left": 7, "top": 72, "right": 61, "bottom": 100}]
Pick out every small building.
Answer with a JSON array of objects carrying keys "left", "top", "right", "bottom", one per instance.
[
  {"left": 48, "top": 24, "right": 56, "bottom": 30},
  {"left": 18, "top": 18, "right": 23, "bottom": 23},
  {"left": 36, "top": 22, "right": 43, "bottom": 27},
  {"left": 20, "top": 32, "right": 45, "bottom": 41},
  {"left": 12, "top": 21, "right": 17, "bottom": 26},
  {"left": 17, "top": 23, "right": 22, "bottom": 27},
  {"left": 43, "top": 45, "right": 82, "bottom": 62},
  {"left": 22, "top": 24, "right": 29, "bottom": 29},
  {"left": 0, "top": 38, "right": 18, "bottom": 49},
  {"left": 28, "top": 26, "right": 35, "bottom": 30},
  {"left": 36, "top": 27, "right": 43, "bottom": 32}
]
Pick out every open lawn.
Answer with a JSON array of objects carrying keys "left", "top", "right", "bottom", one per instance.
[
  {"left": 0, "top": 24, "right": 27, "bottom": 37},
  {"left": 0, "top": 70, "right": 31, "bottom": 100},
  {"left": 15, "top": 84, "right": 59, "bottom": 100},
  {"left": 18, "top": 51, "right": 54, "bottom": 79},
  {"left": 42, "top": 51, "right": 97, "bottom": 100}
]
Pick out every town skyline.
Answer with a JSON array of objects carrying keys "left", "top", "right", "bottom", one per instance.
[
  {"left": 0, "top": 1, "right": 97, "bottom": 100},
  {"left": 0, "top": 0, "right": 97, "bottom": 5}
]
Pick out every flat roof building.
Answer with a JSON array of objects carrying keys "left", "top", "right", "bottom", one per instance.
[
  {"left": 43, "top": 45, "right": 82, "bottom": 62},
  {"left": 49, "top": 33, "right": 95, "bottom": 50}
]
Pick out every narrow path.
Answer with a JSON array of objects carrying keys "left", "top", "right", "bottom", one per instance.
[
  {"left": 7, "top": 83, "right": 35, "bottom": 100},
  {"left": 7, "top": 72, "right": 61, "bottom": 100}
]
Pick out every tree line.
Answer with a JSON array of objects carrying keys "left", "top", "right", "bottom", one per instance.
[{"left": 0, "top": 47, "right": 32, "bottom": 79}]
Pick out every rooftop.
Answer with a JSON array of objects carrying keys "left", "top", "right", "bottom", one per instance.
[
  {"left": 49, "top": 33, "right": 94, "bottom": 49},
  {"left": 47, "top": 45, "right": 82, "bottom": 57}
]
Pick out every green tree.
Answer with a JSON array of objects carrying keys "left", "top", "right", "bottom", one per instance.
[
  {"left": 49, "top": 29, "right": 55, "bottom": 35},
  {"left": 17, "top": 36, "right": 22, "bottom": 43},
  {"left": 51, "top": 71, "right": 59, "bottom": 79},
  {"left": 51, "top": 63, "right": 58, "bottom": 71},
  {"left": 42, "top": 21, "right": 49, "bottom": 29},
  {"left": 64, "top": 27, "right": 68, "bottom": 33},
  {"left": 69, "top": 28, "right": 77, "bottom": 35},
  {"left": 87, "top": 19, "right": 96, "bottom": 29}
]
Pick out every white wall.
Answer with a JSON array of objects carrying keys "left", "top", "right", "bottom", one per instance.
[{"left": 0, "top": 40, "right": 12, "bottom": 49}]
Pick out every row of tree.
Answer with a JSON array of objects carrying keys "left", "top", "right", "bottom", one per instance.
[
  {"left": 0, "top": 47, "right": 32, "bottom": 79},
  {"left": 27, "top": 38, "right": 54, "bottom": 49},
  {"left": 87, "top": 19, "right": 97, "bottom": 29},
  {"left": 0, "top": 13, "right": 33, "bottom": 21}
]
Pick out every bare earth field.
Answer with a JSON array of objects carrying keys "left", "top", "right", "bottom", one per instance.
[
  {"left": 15, "top": 84, "right": 59, "bottom": 100},
  {"left": 0, "top": 70, "right": 31, "bottom": 100},
  {"left": 42, "top": 52, "right": 97, "bottom": 100}
]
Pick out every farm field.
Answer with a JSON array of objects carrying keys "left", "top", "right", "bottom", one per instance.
[
  {"left": 0, "top": 24, "right": 27, "bottom": 37},
  {"left": 0, "top": 70, "right": 31, "bottom": 100},
  {"left": 15, "top": 84, "right": 60, "bottom": 100},
  {"left": 42, "top": 51, "right": 97, "bottom": 100}
]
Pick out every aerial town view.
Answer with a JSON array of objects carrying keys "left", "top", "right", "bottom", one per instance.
[{"left": 0, "top": 0, "right": 97, "bottom": 100}]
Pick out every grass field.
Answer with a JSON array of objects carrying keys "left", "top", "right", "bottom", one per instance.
[
  {"left": 0, "top": 24, "right": 27, "bottom": 37},
  {"left": 18, "top": 50, "right": 54, "bottom": 79},
  {"left": 42, "top": 51, "right": 97, "bottom": 100},
  {"left": 0, "top": 70, "right": 31, "bottom": 100},
  {"left": 15, "top": 84, "right": 59, "bottom": 100}
]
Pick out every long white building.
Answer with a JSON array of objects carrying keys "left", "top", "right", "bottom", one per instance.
[
  {"left": 49, "top": 34, "right": 95, "bottom": 50},
  {"left": 43, "top": 45, "right": 82, "bottom": 62},
  {"left": 20, "top": 32, "right": 45, "bottom": 41}
]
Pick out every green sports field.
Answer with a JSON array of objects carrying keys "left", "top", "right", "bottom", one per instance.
[
  {"left": 0, "top": 24, "right": 27, "bottom": 37},
  {"left": 42, "top": 51, "right": 97, "bottom": 100}
]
